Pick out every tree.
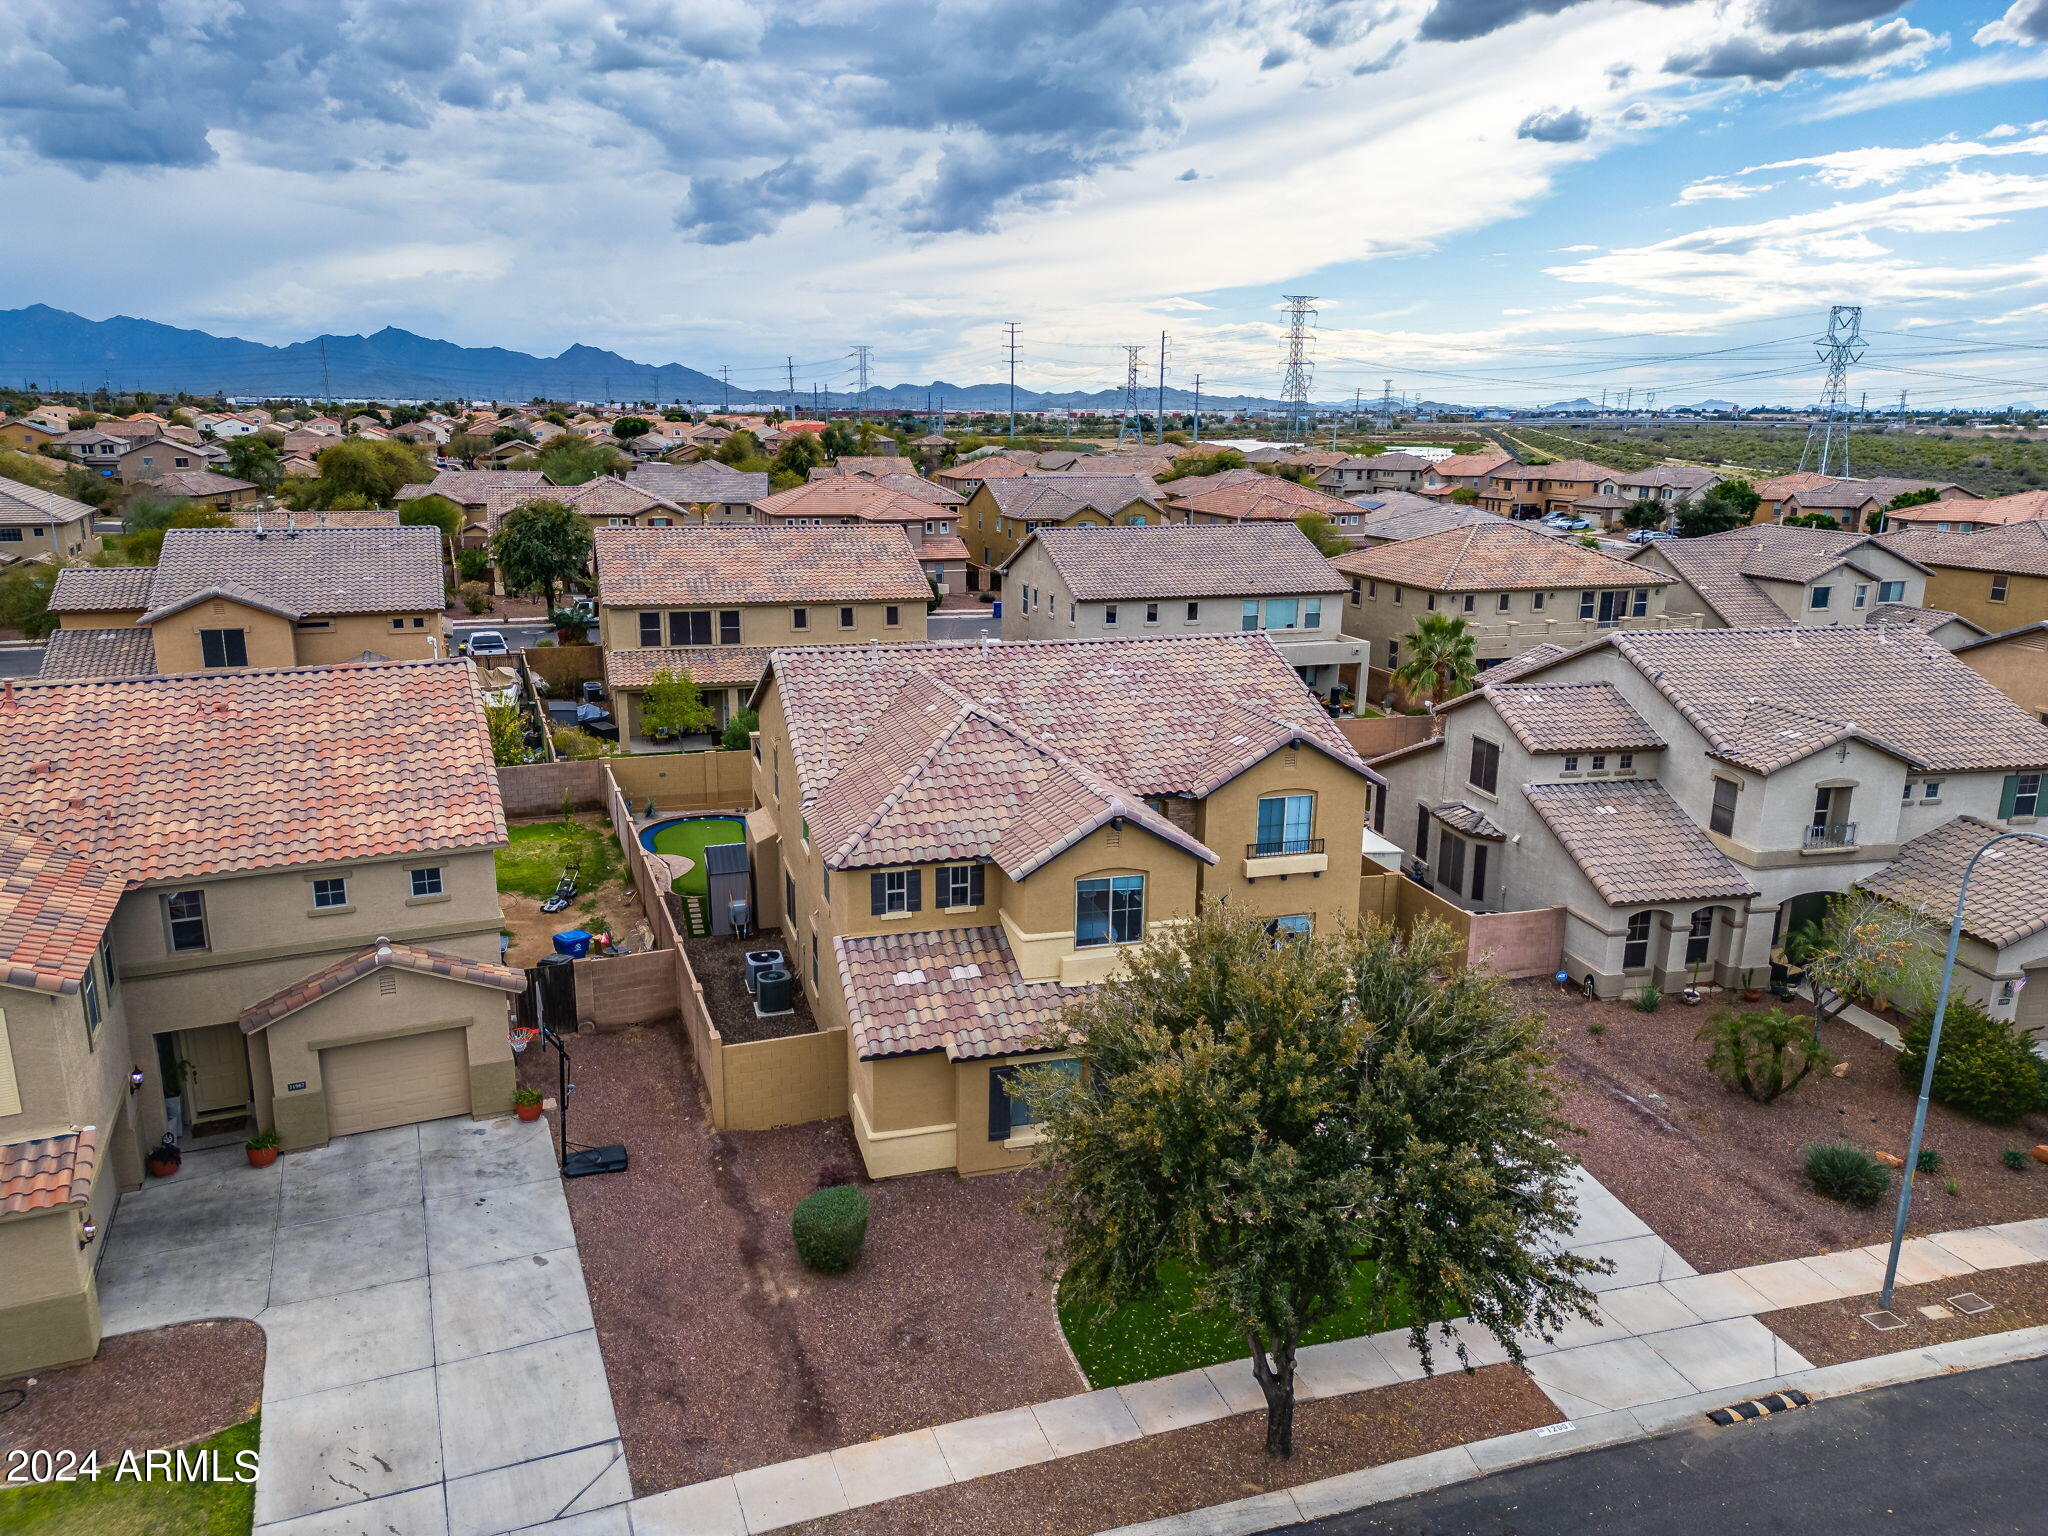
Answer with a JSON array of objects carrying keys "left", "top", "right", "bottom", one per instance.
[
  {"left": 772, "top": 433, "right": 827, "bottom": 479},
  {"left": 1020, "top": 910, "right": 1602, "bottom": 1459},
  {"left": 1782, "top": 512, "right": 1840, "bottom": 530},
  {"left": 1676, "top": 478, "right": 1758, "bottom": 538},
  {"left": 1886, "top": 486, "right": 1941, "bottom": 511},
  {"left": 1699, "top": 1008, "right": 1831, "bottom": 1102},
  {"left": 294, "top": 437, "right": 432, "bottom": 509},
  {"left": 1448, "top": 487, "right": 1480, "bottom": 505},
  {"left": 640, "top": 666, "right": 715, "bottom": 740},
  {"left": 1621, "top": 499, "right": 1666, "bottom": 530},
  {"left": 720, "top": 706, "right": 759, "bottom": 751},
  {"left": 492, "top": 425, "right": 536, "bottom": 446},
  {"left": 224, "top": 435, "right": 281, "bottom": 488},
  {"left": 0, "top": 558, "right": 68, "bottom": 639},
  {"left": 1784, "top": 892, "right": 1940, "bottom": 1030},
  {"left": 485, "top": 701, "right": 535, "bottom": 765},
  {"left": 399, "top": 492, "right": 464, "bottom": 548},
  {"left": 105, "top": 502, "right": 233, "bottom": 565},
  {"left": 492, "top": 499, "right": 592, "bottom": 611},
  {"left": 611, "top": 416, "right": 653, "bottom": 440},
  {"left": 529, "top": 435, "right": 626, "bottom": 486},
  {"left": 1393, "top": 612, "right": 1478, "bottom": 706},
  {"left": 715, "top": 429, "right": 767, "bottom": 465},
  {"left": 445, "top": 432, "right": 493, "bottom": 463},
  {"left": 1293, "top": 512, "right": 1349, "bottom": 557}
]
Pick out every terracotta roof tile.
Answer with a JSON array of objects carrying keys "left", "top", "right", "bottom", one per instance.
[
  {"left": 1012, "top": 524, "right": 1346, "bottom": 599},
  {"left": 1353, "top": 501, "right": 1502, "bottom": 543},
  {"left": 0, "top": 481, "right": 96, "bottom": 528},
  {"left": 1526, "top": 780, "right": 1757, "bottom": 906},
  {"left": 49, "top": 565, "right": 154, "bottom": 612},
  {"left": 603, "top": 645, "right": 777, "bottom": 690},
  {"left": 982, "top": 475, "right": 1161, "bottom": 521},
  {"left": 37, "top": 627, "right": 157, "bottom": 681},
  {"left": 1638, "top": 525, "right": 1904, "bottom": 625},
  {"left": 0, "top": 825, "right": 123, "bottom": 993},
  {"left": 1883, "top": 523, "right": 2048, "bottom": 578},
  {"left": 127, "top": 526, "right": 446, "bottom": 617},
  {"left": 143, "top": 470, "right": 256, "bottom": 498},
  {"left": 0, "top": 1126, "right": 99, "bottom": 1215},
  {"left": 835, "top": 925, "right": 1085, "bottom": 1061},
  {"left": 240, "top": 939, "right": 525, "bottom": 1033},
  {"left": 1430, "top": 801, "right": 1504, "bottom": 840},
  {"left": 1163, "top": 478, "right": 1349, "bottom": 522},
  {"left": 626, "top": 462, "right": 772, "bottom": 504},
  {"left": 1861, "top": 815, "right": 2048, "bottom": 948},
  {"left": 752, "top": 479, "right": 936, "bottom": 525},
  {"left": 1883, "top": 490, "right": 2048, "bottom": 528},
  {"left": 593, "top": 525, "right": 932, "bottom": 606},
  {"left": 1486, "top": 682, "right": 1666, "bottom": 754},
  {"left": 1331, "top": 521, "right": 1670, "bottom": 592}
]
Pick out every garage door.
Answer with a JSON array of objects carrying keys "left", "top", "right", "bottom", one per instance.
[{"left": 323, "top": 1029, "right": 470, "bottom": 1137}]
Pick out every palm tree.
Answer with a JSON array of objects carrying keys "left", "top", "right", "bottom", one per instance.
[{"left": 1393, "top": 612, "right": 1478, "bottom": 707}]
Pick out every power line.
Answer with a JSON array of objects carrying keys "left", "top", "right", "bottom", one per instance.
[
  {"left": 1279, "top": 296, "right": 1318, "bottom": 441},
  {"left": 1156, "top": 331, "right": 1170, "bottom": 446},
  {"left": 852, "top": 345, "right": 872, "bottom": 417}
]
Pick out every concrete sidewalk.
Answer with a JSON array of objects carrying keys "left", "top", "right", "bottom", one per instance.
[{"left": 99, "top": 1115, "right": 629, "bottom": 1536}]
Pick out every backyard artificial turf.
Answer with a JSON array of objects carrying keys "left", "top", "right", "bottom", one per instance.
[
  {"left": 0, "top": 1415, "right": 260, "bottom": 1536},
  {"left": 494, "top": 818, "right": 623, "bottom": 899},
  {"left": 1058, "top": 1259, "right": 1417, "bottom": 1389},
  {"left": 647, "top": 816, "right": 747, "bottom": 896}
]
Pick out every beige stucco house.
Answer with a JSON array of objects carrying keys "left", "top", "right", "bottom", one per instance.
[
  {"left": 0, "top": 481, "right": 100, "bottom": 565},
  {"left": 1882, "top": 524, "right": 2048, "bottom": 633},
  {"left": 1634, "top": 525, "right": 1933, "bottom": 630}
]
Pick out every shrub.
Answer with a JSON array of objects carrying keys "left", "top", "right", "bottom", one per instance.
[
  {"left": 1896, "top": 999, "right": 2046, "bottom": 1122},
  {"left": 793, "top": 1184, "right": 870, "bottom": 1274},
  {"left": 456, "top": 546, "right": 491, "bottom": 582},
  {"left": 1700, "top": 1008, "right": 1832, "bottom": 1103},
  {"left": 2004, "top": 1149, "right": 2031, "bottom": 1173},
  {"left": 1630, "top": 984, "right": 1662, "bottom": 1013},
  {"left": 458, "top": 581, "right": 494, "bottom": 615},
  {"left": 246, "top": 1128, "right": 281, "bottom": 1151},
  {"left": 513, "top": 1085, "right": 542, "bottom": 1107},
  {"left": 1915, "top": 1148, "right": 1942, "bottom": 1174},
  {"left": 1804, "top": 1142, "right": 1891, "bottom": 1206}
]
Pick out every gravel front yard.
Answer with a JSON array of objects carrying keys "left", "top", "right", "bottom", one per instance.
[
  {"left": 522, "top": 1018, "right": 1080, "bottom": 1496},
  {"left": 1529, "top": 981, "right": 2048, "bottom": 1272},
  {"left": 0, "top": 1319, "right": 264, "bottom": 1458},
  {"left": 1760, "top": 1259, "right": 2048, "bottom": 1366}
]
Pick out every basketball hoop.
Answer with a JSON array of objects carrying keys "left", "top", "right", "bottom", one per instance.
[{"left": 509, "top": 1026, "right": 539, "bottom": 1054}]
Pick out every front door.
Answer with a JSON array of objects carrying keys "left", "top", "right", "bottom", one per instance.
[{"left": 177, "top": 1023, "right": 253, "bottom": 1119}]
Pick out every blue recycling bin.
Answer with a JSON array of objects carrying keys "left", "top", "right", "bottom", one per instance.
[
  {"left": 991, "top": 600, "right": 1002, "bottom": 618},
  {"left": 552, "top": 929, "right": 594, "bottom": 958}
]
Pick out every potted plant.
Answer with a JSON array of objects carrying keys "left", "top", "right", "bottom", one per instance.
[
  {"left": 144, "top": 1132, "right": 182, "bottom": 1179},
  {"left": 1741, "top": 967, "right": 1763, "bottom": 1003},
  {"left": 1681, "top": 961, "right": 1705, "bottom": 1006},
  {"left": 245, "top": 1129, "right": 281, "bottom": 1168},
  {"left": 513, "top": 1085, "right": 544, "bottom": 1122}
]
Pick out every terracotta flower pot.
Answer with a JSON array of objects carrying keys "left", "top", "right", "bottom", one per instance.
[
  {"left": 145, "top": 1153, "right": 181, "bottom": 1178},
  {"left": 515, "top": 1101, "right": 544, "bottom": 1122},
  {"left": 246, "top": 1146, "right": 279, "bottom": 1168}
]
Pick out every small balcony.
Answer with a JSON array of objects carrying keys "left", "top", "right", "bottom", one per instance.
[
  {"left": 1243, "top": 837, "right": 1328, "bottom": 880},
  {"left": 1248, "top": 837, "right": 1325, "bottom": 858},
  {"left": 1802, "top": 821, "right": 1859, "bottom": 851}
]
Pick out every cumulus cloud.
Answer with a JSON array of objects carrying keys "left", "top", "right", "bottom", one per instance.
[
  {"left": 1976, "top": 0, "right": 2048, "bottom": 44},
  {"left": 1516, "top": 107, "right": 1592, "bottom": 142},
  {"left": 1417, "top": 0, "right": 1585, "bottom": 43},
  {"left": 1665, "top": 17, "right": 1929, "bottom": 81},
  {"left": 1752, "top": 0, "right": 1905, "bottom": 33},
  {"left": 675, "top": 158, "right": 881, "bottom": 244}
]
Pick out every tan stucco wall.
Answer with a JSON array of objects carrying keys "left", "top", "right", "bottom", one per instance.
[
  {"left": 600, "top": 599, "right": 925, "bottom": 651},
  {"left": 291, "top": 610, "right": 448, "bottom": 663},
  {"left": 1193, "top": 745, "right": 1368, "bottom": 928},
  {"left": 1959, "top": 631, "right": 2048, "bottom": 718},
  {"left": 1920, "top": 567, "right": 2048, "bottom": 632},
  {"left": 1, "top": 517, "right": 97, "bottom": 562},
  {"left": 149, "top": 599, "right": 298, "bottom": 672},
  {"left": 57, "top": 606, "right": 145, "bottom": 633},
  {"left": 1339, "top": 577, "right": 1670, "bottom": 661}
]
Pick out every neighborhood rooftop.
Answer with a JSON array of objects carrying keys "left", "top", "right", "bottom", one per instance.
[
  {"left": 50, "top": 525, "right": 445, "bottom": 617},
  {"left": 1010, "top": 524, "right": 1346, "bottom": 600},
  {"left": 1331, "top": 520, "right": 1673, "bottom": 591},
  {"left": 592, "top": 525, "right": 933, "bottom": 606}
]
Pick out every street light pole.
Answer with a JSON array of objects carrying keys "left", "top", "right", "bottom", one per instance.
[{"left": 1879, "top": 828, "right": 2048, "bottom": 1309}]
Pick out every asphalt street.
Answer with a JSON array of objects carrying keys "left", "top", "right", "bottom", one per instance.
[{"left": 1282, "top": 1357, "right": 2048, "bottom": 1536}]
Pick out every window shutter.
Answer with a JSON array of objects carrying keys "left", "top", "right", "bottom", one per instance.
[
  {"left": 968, "top": 865, "right": 985, "bottom": 906},
  {"left": 870, "top": 873, "right": 888, "bottom": 916},
  {"left": 988, "top": 1067, "right": 1013, "bottom": 1140},
  {"left": 0, "top": 1007, "right": 17, "bottom": 1116},
  {"left": 2001, "top": 775, "right": 2020, "bottom": 819},
  {"left": 906, "top": 870, "right": 922, "bottom": 911}
]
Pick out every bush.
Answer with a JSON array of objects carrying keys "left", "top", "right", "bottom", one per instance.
[
  {"left": 1630, "top": 984, "right": 1661, "bottom": 1013},
  {"left": 2004, "top": 1149, "right": 2031, "bottom": 1173},
  {"left": 1915, "top": 1148, "right": 1942, "bottom": 1174},
  {"left": 456, "top": 547, "right": 491, "bottom": 582},
  {"left": 793, "top": 1184, "right": 870, "bottom": 1274},
  {"left": 1896, "top": 999, "right": 2046, "bottom": 1122},
  {"left": 513, "top": 1085, "right": 542, "bottom": 1107},
  {"left": 1699, "top": 1008, "right": 1831, "bottom": 1103},
  {"left": 1804, "top": 1142, "right": 1891, "bottom": 1206},
  {"left": 458, "top": 581, "right": 494, "bottom": 615}
]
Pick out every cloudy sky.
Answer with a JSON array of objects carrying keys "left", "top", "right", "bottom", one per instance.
[{"left": 3, "top": 0, "right": 2047, "bottom": 405}]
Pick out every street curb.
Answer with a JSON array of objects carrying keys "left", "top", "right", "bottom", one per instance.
[{"left": 1087, "top": 1324, "right": 2048, "bottom": 1536}]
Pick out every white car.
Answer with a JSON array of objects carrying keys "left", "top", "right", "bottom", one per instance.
[{"left": 463, "top": 630, "right": 510, "bottom": 658}]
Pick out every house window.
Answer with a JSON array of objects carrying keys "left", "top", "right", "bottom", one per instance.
[
  {"left": 1878, "top": 581, "right": 1905, "bottom": 602},
  {"left": 988, "top": 1058, "right": 1080, "bottom": 1140},
  {"left": 793, "top": 608, "right": 809, "bottom": 630},
  {"left": 1922, "top": 781, "right": 1942, "bottom": 800},
  {"left": 1266, "top": 914, "right": 1313, "bottom": 940},
  {"left": 870, "top": 869, "right": 921, "bottom": 915},
  {"left": 312, "top": 877, "right": 349, "bottom": 909},
  {"left": 392, "top": 617, "right": 406, "bottom": 630},
  {"left": 1991, "top": 575, "right": 2009, "bottom": 603},
  {"left": 668, "top": 611, "right": 712, "bottom": 646},
  {"left": 885, "top": 605, "right": 901, "bottom": 627},
  {"left": 1349, "top": 578, "right": 1362, "bottom": 604},
  {"left": 1240, "top": 600, "right": 1259, "bottom": 631},
  {"left": 937, "top": 864, "right": 985, "bottom": 908},
  {"left": 1469, "top": 737, "right": 1501, "bottom": 795},
  {"left": 1368, "top": 581, "right": 1378, "bottom": 599},
  {"left": 1590, "top": 754, "right": 1607, "bottom": 771},
  {"left": 1146, "top": 602, "right": 1159, "bottom": 623},
  {"left": 1579, "top": 591, "right": 1596, "bottom": 620},
  {"left": 1075, "top": 874, "right": 1145, "bottom": 947},
  {"left": 1254, "top": 794, "right": 1315, "bottom": 855},
  {"left": 1563, "top": 754, "right": 1580, "bottom": 772},
  {"left": 0, "top": 529, "right": 18, "bottom": 543},
  {"left": 1415, "top": 805, "right": 1431, "bottom": 858},
  {"left": 1498, "top": 593, "right": 1511, "bottom": 612},
  {"left": 786, "top": 871, "right": 796, "bottom": 919},
  {"left": 719, "top": 610, "right": 741, "bottom": 645},
  {"left": 640, "top": 612, "right": 662, "bottom": 646},
  {"left": 1302, "top": 598, "right": 1320, "bottom": 628},
  {"left": 1438, "top": 829, "right": 1466, "bottom": 892},
  {"left": 1386, "top": 639, "right": 1399, "bottom": 667},
  {"left": 1631, "top": 589, "right": 1649, "bottom": 617},
  {"left": 1105, "top": 605, "right": 1118, "bottom": 626},
  {"left": 410, "top": 867, "right": 444, "bottom": 897},
  {"left": 1709, "top": 777, "right": 1739, "bottom": 836},
  {"left": 1854, "top": 584, "right": 1869, "bottom": 609},
  {"left": 1618, "top": 753, "right": 1634, "bottom": 771},
  {"left": 1185, "top": 602, "right": 1199, "bottom": 621},
  {"left": 1463, "top": 594, "right": 1477, "bottom": 613},
  {"left": 2002, "top": 772, "right": 2042, "bottom": 819},
  {"left": 1533, "top": 591, "right": 1546, "bottom": 611},
  {"left": 840, "top": 606, "right": 855, "bottom": 627},
  {"left": 1811, "top": 586, "right": 1832, "bottom": 610},
  {"left": 165, "top": 890, "right": 209, "bottom": 952},
  {"left": 199, "top": 628, "right": 248, "bottom": 668},
  {"left": 81, "top": 961, "right": 102, "bottom": 1044},
  {"left": 1392, "top": 586, "right": 1403, "bottom": 605},
  {"left": 1623, "top": 911, "right": 1654, "bottom": 969},
  {"left": 1686, "top": 907, "right": 1715, "bottom": 965}
]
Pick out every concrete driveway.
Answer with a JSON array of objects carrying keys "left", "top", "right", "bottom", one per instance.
[{"left": 98, "top": 1116, "right": 630, "bottom": 1536}]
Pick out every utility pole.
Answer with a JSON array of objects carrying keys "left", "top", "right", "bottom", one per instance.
[
  {"left": 1353, "top": 386, "right": 1363, "bottom": 432},
  {"left": 1798, "top": 304, "right": 1865, "bottom": 478},
  {"left": 786, "top": 356, "right": 798, "bottom": 415},
  {"left": 1279, "top": 295, "right": 1318, "bottom": 442},
  {"left": 1858, "top": 389, "right": 1868, "bottom": 423},
  {"left": 1156, "top": 331, "right": 1170, "bottom": 444},
  {"left": 1897, "top": 389, "right": 1909, "bottom": 417},
  {"left": 1116, "top": 346, "right": 1145, "bottom": 445},
  {"left": 1003, "top": 323, "right": 1020, "bottom": 441},
  {"left": 1192, "top": 374, "right": 1203, "bottom": 442},
  {"left": 720, "top": 365, "right": 731, "bottom": 414},
  {"left": 852, "top": 345, "right": 872, "bottom": 420},
  {"left": 319, "top": 337, "right": 332, "bottom": 403}
]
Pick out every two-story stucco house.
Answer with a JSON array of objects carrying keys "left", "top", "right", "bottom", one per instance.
[
  {"left": 41, "top": 525, "right": 449, "bottom": 680},
  {"left": 1478, "top": 460, "right": 1613, "bottom": 518},
  {"left": 593, "top": 524, "right": 933, "bottom": 746},
  {"left": 1634, "top": 525, "right": 1933, "bottom": 630},
  {"left": 998, "top": 524, "right": 1365, "bottom": 701},
  {"left": 748, "top": 478, "right": 969, "bottom": 595},
  {"left": 1332, "top": 520, "right": 1685, "bottom": 676},
  {"left": 962, "top": 474, "right": 1163, "bottom": 577},
  {"left": 1371, "top": 626, "right": 2048, "bottom": 996},
  {"left": 1881, "top": 524, "right": 2048, "bottom": 633},
  {"left": 0, "top": 481, "right": 101, "bottom": 565},
  {"left": 744, "top": 633, "right": 1380, "bottom": 1179},
  {"left": 625, "top": 461, "right": 773, "bottom": 524},
  {"left": 0, "top": 659, "right": 521, "bottom": 1378}
]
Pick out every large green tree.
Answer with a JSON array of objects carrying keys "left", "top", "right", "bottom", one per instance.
[
  {"left": 1021, "top": 910, "right": 1602, "bottom": 1458},
  {"left": 1393, "top": 612, "right": 1478, "bottom": 706},
  {"left": 524, "top": 435, "right": 627, "bottom": 486},
  {"left": 492, "top": 499, "right": 592, "bottom": 611},
  {"left": 611, "top": 416, "right": 653, "bottom": 441},
  {"left": 640, "top": 666, "right": 715, "bottom": 739},
  {"left": 1676, "top": 478, "right": 1758, "bottom": 538},
  {"left": 1293, "top": 512, "right": 1349, "bottom": 557},
  {"left": 0, "top": 558, "right": 68, "bottom": 638},
  {"left": 224, "top": 435, "right": 281, "bottom": 488},
  {"left": 291, "top": 437, "right": 433, "bottom": 509}
]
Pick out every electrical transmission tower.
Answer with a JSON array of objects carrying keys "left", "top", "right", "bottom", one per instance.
[
  {"left": 786, "top": 357, "right": 798, "bottom": 414},
  {"left": 1003, "top": 323, "right": 1021, "bottom": 441},
  {"left": 720, "top": 365, "right": 731, "bottom": 414},
  {"left": 1116, "top": 346, "right": 1145, "bottom": 445},
  {"left": 1798, "top": 305, "right": 1865, "bottom": 478},
  {"left": 1278, "top": 296, "right": 1318, "bottom": 441},
  {"left": 1378, "top": 378, "right": 1394, "bottom": 432},
  {"left": 851, "top": 345, "right": 872, "bottom": 419}
]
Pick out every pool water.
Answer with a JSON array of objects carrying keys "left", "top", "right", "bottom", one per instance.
[{"left": 640, "top": 815, "right": 747, "bottom": 896}]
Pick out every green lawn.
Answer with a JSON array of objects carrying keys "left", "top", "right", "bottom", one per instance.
[
  {"left": 0, "top": 1416, "right": 259, "bottom": 1536},
  {"left": 495, "top": 819, "right": 622, "bottom": 899},
  {"left": 1058, "top": 1259, "right": 1417, "bottom": 1389},
  {"left": 647, "top": 816, "right": 747, "bottom": 896}
]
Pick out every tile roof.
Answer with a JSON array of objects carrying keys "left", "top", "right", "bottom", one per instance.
[
  {"left": 1883, "top": 523, "right": 2048, "bottom": 578},
  {"left": 1491, "top": 459, "right": 1614, "bottom": 484},
  {"left": 820, "top": 456, "right": 917, "bottom": 477},
  {"left": 1430, "top": 801, "right": 1504, "bottom": 840},
  {"left": 1606, "top": 626, "right": 2048, "bottom": 774},
  {"left": 1525, "top": 780, "right": 1757, "bottom": 906},
  {"left": 0, "top": 1126, "right": 99, "bottom": 1216},
  {"left": 1867, "top": 603, "right": 1980, "bottom": 637},
  {"left": 918, "top": 535, "right": 971, "bottom": 562},
  {"left": 1330, "top": 521, "right": 1669, "bottom": 592},
  {"left": 1860, "top": 816, "right": 2048, "bottom": 949},
  {"left": 227, "top": 510, "right": 401, "bottom": 529},
  {"left": 627, "top": 462, "right": 772, "bottom": 504},
  {"left": 593, "top": 525, "right": 932, "bottom": 606},
  {"left": 241, "top": 938, "right": 526, "bottom": 1033},
  {"left": 1426, "top": 452, "right": 1517, "bottom": 479},
  {"left": 1164, "top": 478, "right": 1350, "bottom": 522},
  {"left": 49, "top": 565, "right": 154, "bottom": 613},
  {"left": 397, "top": 469, "right": 554, "bottom": 521},
  {"left": 38, "top": 627, "right": 157, "bottom": 680},
  {"left": 1485, "top": 682, "right": 1666, "bottom": 753},
  {"left": 1645, "top": 525, "right": 1905, "bottom": 625},
  {"left": 936, "top": 457, "right": 1032, "bottom": 484},
  {"left": 143, "top": 469, "right": 257, "bottom": 498},
  {"left": 764, "top": 635, "right": 1376, "bottom": 876},
  {"left": 1953, "top": 619, "right": 2048, "bottom": 655},
  {"left": 550, "top": 476, "right": 686, "bottom": 520},
  {"left": 1360, "top": 452, "right": 1430, "bottom": 471},
  {"left": 0, "top": 480, "right": 96, "bottom": 527},
  {"left": 836, "top": 925, "right": 1085, "bottom": 1061},
  {"left": 752, "top": 479, "right": 936, "bottom": 525},
  {"left": 0, "top": 824, "right": 124, "bottom": 993},
  {"left": 866, "top": 473, "right": 964, "bottom": 506},
  {"left": 1883, "top": 489, "right": 2048, "bottom": 528},
  {"left": 1480, "top": 641, "right": 1574, "bottom": 684},
  {"left": 1753, "top": 472, "right": 1839, "bottom": 501},
  {"left": 1352, "top": 500, "right": 1502, "bottom": 544},
  {"left": 0, "top": 659, "right": 506, "bottom": 885},
  {"left": 603, "top": 645, "right": 777, "bottom": 690},
  {"left": 142, "top": 526, "right": 446, "bottom": 616},
  {"left": 1012, "top": 524, "right": 1346, "bottom": 599},
  {"left": 983, "top": 475, "right": 1162, "bottom": 522},
  {"left": 1605, "top": 465, "right": 1723, "bottom": 491}
]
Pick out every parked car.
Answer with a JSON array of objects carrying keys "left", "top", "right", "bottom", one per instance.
[
  {"left": 1542, "top": 515, "right": 1592, "bottom": 532},
  {"left": 1627, "top": 528, "right": 1677, "bottom": 544},
  {"left": 463, "top": 630, "right": 510, "bottom": 658}
]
